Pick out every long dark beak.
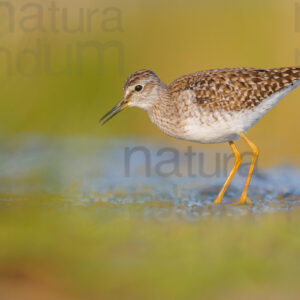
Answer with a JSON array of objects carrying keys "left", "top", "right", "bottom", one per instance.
[{"left": 99, "top": 99, "right": 129, "bottom": 126}]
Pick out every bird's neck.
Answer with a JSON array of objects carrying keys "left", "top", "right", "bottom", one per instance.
[{"left": 147, "top": 87, "right": 184, "bottom": 138}]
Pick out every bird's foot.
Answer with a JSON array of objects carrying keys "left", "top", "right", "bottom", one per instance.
[
  {"left": 213, "top": 196, "right": 223, "bottom": 205},
  {"left": 231, "top": 194, "right": 253, "bottom": 206}
]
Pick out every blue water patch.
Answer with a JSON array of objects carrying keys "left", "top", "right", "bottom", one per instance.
[{"left": 0, "top": 135, "right": 299, "bottom": 218}]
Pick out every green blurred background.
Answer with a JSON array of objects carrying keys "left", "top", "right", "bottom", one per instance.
[
  {"left": 1, "top": 1, "right": 300, "bottom": 299},
  {"left": 0, "top": 0, "right": 299, "bottom": 165}
]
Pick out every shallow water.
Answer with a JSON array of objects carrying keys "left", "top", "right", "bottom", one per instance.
[{"left": 0, "top": 135, "right": 299, "bottom": 219}]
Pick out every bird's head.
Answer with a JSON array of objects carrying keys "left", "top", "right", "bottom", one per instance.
[{"left": 100, "top": 70, "right": 166, "bottom": 125}]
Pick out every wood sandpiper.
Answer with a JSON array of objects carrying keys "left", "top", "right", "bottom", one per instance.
[{"left": 100, "top": 67, "right": 300, "bottom": 205}]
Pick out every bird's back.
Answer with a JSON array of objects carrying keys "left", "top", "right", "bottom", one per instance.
[{"left": 169, "top": 67, "right": 300, "bottom": 112}]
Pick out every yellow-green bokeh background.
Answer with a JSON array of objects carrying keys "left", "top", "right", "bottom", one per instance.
[
  {"left": 0, "top": 0, "right": 299, "bottom": 165},
  {"left": 1, "top": 2, "right": 300, "bottom": 298}
]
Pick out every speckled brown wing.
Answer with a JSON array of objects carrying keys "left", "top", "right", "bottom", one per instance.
[{"left": 169, "top": 67, "right": 300, "bottom": 112}]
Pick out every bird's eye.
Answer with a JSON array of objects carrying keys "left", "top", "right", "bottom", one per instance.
[{"left": 135, "top": 85, "right": 143, "bottom": 92}]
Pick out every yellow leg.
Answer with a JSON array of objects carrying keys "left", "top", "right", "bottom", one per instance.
[
  {"left": 231, "top": 132, "right": 259, "bottom": 206},
  {"left": 214, "top": 141, "right": 241, "bottom": 204}
]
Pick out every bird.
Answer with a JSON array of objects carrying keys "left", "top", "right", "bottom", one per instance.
[{"left": 100, "top": 67, "right": 300, "bottom": 205}]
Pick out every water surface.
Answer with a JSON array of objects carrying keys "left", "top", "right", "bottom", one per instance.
[{"left": 0, "top": 135, "right": 299, "bottom": 219}]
